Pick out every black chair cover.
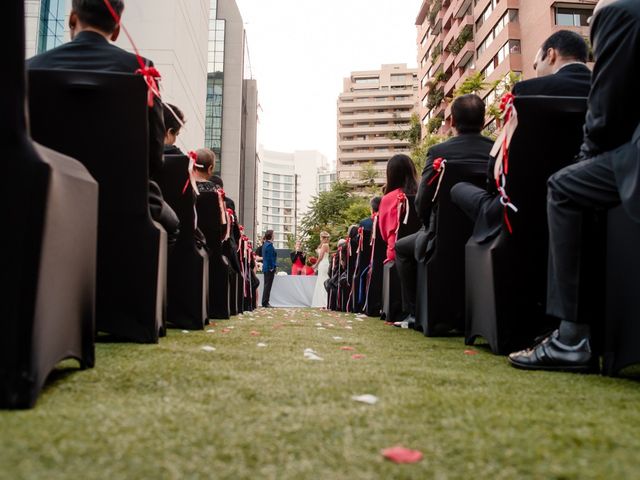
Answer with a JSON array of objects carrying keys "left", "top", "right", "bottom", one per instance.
[
  {"left": 196, "top": 188, "right": 230, "bottom": 319},
  {"left": 382, "top": 195, "right": 421, "bottom": 321},
  {"left": 416, "top": 162, "right": 486, "bottom": 335},
  {"left": 364, "top": 220, "right": 388, "bottom": 317},
  {"left": 28, "top": 70, "right": 167, "bottom": 343},
  {"left": 465, "top": 96, "right": 588, "bottom": 354},
  {"left": 157, "top": 155, "right": 209, "bottom": 329},
  {"left": 603, "top": 206, "right": 640, "bottom": 375},
  {"left": 350, "top": 229, "right": 372, "bottom": 313},
  {"left": 1, "top": 1, "right": 97, "bottom": 408}
]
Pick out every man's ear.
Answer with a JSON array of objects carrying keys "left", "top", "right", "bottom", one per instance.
[
  {"left": 110, "top": 24, "right": 121, "bottom": 42},
  {"left": 547, "top": 48, "right": 557, "bottom": 65},
  {"left": 209, "top": 165, "right": 215, "bottom": 176},
  {"left": 69, "top": 12, "right": 78, "bottom": 37}
]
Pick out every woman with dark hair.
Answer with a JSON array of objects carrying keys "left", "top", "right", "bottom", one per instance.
[
  {"left": 378, "top": 154, "right": 418, "bottom": 263},
  {"left": 192, "top": 148, "right": 216, "bottom": 193},
  {"left": 163, "top": 103, "right": 186, "bottom": 155}
]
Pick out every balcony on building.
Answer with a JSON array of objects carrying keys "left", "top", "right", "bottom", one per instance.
[
  {"left": 338, "top": 111, "right": 413, "bottom": 123},
  {"left": 338, "top": 124, "right": 411, "bottom": 136}
]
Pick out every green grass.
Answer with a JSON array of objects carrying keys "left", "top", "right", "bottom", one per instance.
[{"left": 2, "top": 308, "right": 640, "bottom": 479}]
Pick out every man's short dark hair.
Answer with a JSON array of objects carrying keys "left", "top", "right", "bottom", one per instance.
[
  {"left": 541, "top": 30, "right": 589, "bottom": 63},
  {"left": 264, "top": 230, "right": 274, "bottom": 241},
  {"left": 72, "top": 0, "right": 124, "bottom": 34},
  {"left": 163, "top": 104, "right": 185, "bottom": 134},
  {"left": 451, "top": 94, "right": 485, "bottom": 134},
  {"left": 370, "top": 196, "right": 382, "bottom": 213}
]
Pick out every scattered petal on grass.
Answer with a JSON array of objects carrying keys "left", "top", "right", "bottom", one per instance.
[
  {"left": 273, "top": 323, "right": 284, "bottom": 329},
  {"left": 345, "top": 326, "right": 353, "bottom": 330},
  {"left": 347, "top": 320, "right": 353, "bottom": 324},
  {"left": 332, "top": 336, "right": 343, "bottom": 341},
  {"left": 250, "top": 331, "right": 260, "bottom": 336},
  {"left": 221, "top": 328, "right": 232, "bottom": 334},
  {"left": 317, "top": 327, "right": 326, "bottom": 330},
  {"left": 381, "top": 446, "right": 423, "bottom": 464},
  {"left": 181, "top": 330, "right": 190, "bottom": 334},
  {"left": 340, "top": 346, "right": 355, "bottom": 351},
  {"left": 315, "top": 323, "right": 323, "bottom": 327},
  {"left": 355, "top": 318, "right": 364, "bottom": 322},
  {"left": 384, "top": 322, "right": 395, "bottom": 326},
  {"left": 464, "top": 350, "right": 478, "bottom": 356},
  {"left": 206, "top": 329, "right": 215, "bottom": 333},
  {"left": 351, "top": 394, "right": 379, "bottom": 405},
  {"left": 257, "top": 343, "right": 267, "bottom": 348},
  {"left": 351, "top": 354, "right": 366, "bottom": 360},
  {"left": 201, "top": 346, "right": 216, "bottom": 352},
  {"left": 303, "top": 348, "right": 324, "bottom": 361}
]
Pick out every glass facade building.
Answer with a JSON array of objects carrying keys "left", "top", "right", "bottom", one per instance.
[
  {"left": 205, "top": 0, "right": 225, "bottom": 176},
  {"left": 37, "top": 0, "right": 66, "bottom": 53}
]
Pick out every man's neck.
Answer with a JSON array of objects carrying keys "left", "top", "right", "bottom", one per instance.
[
  {"left": 72, "top": 27, "right": 110, "bottom": 41},
  {"left": 554, "top": 61, "right": 586, "bottom": 74}
]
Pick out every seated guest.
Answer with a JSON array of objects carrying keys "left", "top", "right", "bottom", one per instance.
[
  {"left": 509, "top": 0, "right": 640, "bottom": 372},
  {"left": 395, "top": 94, "right": 493, "bottom": 326},
  {"left": 450, "top": 31, "right": 592, "bottom": 241},
  {"left": 290, "top": 241, "right": 306, "bottom": 275},
  {"left": 209, "top": 174, "right": 237, "bottom": 213},
  {"left": 191, "top": 148, "right": 216, "bottom": 193},
  {"left": 359, "top": 197, "right": 382, "bottom": 232},
  {"left": 27, "top": 0, "right": 179, "bottom": 239},
  {"left": 163, "top": 103, "right": 186, "bottom": 155},
  {"left": 378, "top": 155, "right": 419, "bottom": 264}
]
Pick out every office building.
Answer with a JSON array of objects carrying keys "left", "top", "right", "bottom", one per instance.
[
  {"left": 415, "top": 0, "right": 597, "bottom": 133},
  {"left": 259, "top": 148, "right": 329, "bottom": 248},
  {"left": 336, "top": 64, "right": 419, "bottom": 190}
]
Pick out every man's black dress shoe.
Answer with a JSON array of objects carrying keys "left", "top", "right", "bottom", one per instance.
[
  {"left": 508, "top": 330, "right": 597, "bottom": 373},
  {"left": 262, "top": 303, "right": 272, "bottom": 308}
]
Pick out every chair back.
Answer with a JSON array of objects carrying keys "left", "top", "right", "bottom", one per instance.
[{"left": 28, "top": 69, "right": 165, "bottom": 341}]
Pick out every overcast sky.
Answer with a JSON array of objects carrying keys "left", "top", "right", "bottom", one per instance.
[{"left": 235, "top": 0, "right": 420, "bottom": 165}]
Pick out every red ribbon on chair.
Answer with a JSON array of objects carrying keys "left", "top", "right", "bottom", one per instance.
[
  {"left": 216, "top": 188, "right": 228, "bottom": 225},
  {"left": 495, "top": 92, "right": 518, "bottom": 234},
  {"left": 394, "top": 191, "right": 410, "bottom": 239},
  {"left": 357, "top": 226, "right": 364, "bottom": 253},
  {"left": 182, "top": 151, "right": 198, "bottom": 194},
  {"left": 102, "top": 0, "right": 161, "bottom": 107},
  {"left": 499, "top": 92, "right": 515, "bottom": 175}
]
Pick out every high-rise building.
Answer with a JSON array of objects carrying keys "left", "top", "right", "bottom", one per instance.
[
  {"left": 336, "top": 64, "right": 419, "bottom": 190},
  {"left": 207, "top": 0, "right": 259, "bottom": 241},
  {"left": 258, "top": 148, "right": 329, "bottom": 248},
  {"left": 415, "top": 0, "right": 597, "bottom": 134},
  {"left": 317, "top": 168, "right": 336, "bottom": 193},
  {"left": 25, "top": 0, "right": 210, "bottom": 152}
]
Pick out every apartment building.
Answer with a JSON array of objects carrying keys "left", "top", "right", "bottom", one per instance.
[
  {"left": 415, "top": 0, "right": 597, "bottom": 133},
  {"left": 337, "top": 64, "right": 419, "bottom": 190}
]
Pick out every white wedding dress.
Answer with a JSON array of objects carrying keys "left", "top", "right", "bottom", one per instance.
[{"left": 311, "top": 247, "right": 330, "bottom": 308}]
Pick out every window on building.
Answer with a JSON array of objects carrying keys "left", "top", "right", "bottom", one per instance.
[
  {"left": 555, "top": 7, "right": 592, "bottom": 27},
  {"left": 354, "top": 77, "right": 379, "bottom": 84},
  {"left": 391, "top": 74, "right": 407, "bottom": 83},
  {"left": 476, "top": 0, "right": 499, "bottom": 30},
  {"left": 37, "top": 0, "right": 66, "bottom": 53}
]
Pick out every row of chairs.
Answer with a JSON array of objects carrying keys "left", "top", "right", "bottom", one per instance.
[
  {"left": 327, "top": 96, "right": 640, "bottom": 376},
  {"left": 3, "top": 25, "right": 257, "bottom": 407}
]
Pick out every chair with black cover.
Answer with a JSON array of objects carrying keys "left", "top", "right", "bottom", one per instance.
[
  {"left": 603, "top": 206, "right": 640, "bottom": 376},
  {"left": 28, "top": 70, "right": 167, "bottom": 343},
  {"left": 382, "top": 195, "right": 421, "bottom": 322},
  {"left": 465, "top": 96, "right": 588, "bottom": 354},
  {"left": 196, "top": 188, "right": 230, "bottom": 320},
  {"left": 364, "top": 218, "right": 387, "bottom": 317},
  {"left": 350, "top": 229, "right": 372, "bottom": 313},
  {"left": 416, "top": 162, "right": 487, "bottom": 336},
  {"left": 157, "top": 155, "right": 209, "bottom": 329},
  {"left": 224, "top": 226, "right": 241, "bottom": 316},
  {"left": 1, "top": 1, "right": 98, "bottom": 409}
]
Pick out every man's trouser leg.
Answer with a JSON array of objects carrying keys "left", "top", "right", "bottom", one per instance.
[
  {"left": 450, "top": 182, "right": 492, "bottom": 223},
  {"left": 395, "top": 232, "right": 418, "bottom": 316},
  {"left": 547, "top": 154, "right": 620, "bottom": 324},
  {"left": 263, "top": 270, "right": 275, "bottom": 306}
]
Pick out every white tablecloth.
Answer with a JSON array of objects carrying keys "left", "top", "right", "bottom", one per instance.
[{"left": 257, "top": 274, "right": 318, "bottom": 307}]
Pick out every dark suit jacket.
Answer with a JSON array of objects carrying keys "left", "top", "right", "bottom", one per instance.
[
  {"left": 27, "top": 31, "right": 165, "bottom": 180},
  {"left": 359, "top": 217, "right": 374, "bottom": 232},
  {"left": 512, "top": 63, "right": 591, "bottom": 97},
  {"left": 582, "top": 0, "right": 640, "bottom": 221},
  {"left": 416, "top": 133, "right": 494, "bottom": 226}
]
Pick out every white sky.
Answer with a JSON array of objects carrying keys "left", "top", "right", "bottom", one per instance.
[{"left": 235, "top": 0, "right": 420, "bottom": 165}]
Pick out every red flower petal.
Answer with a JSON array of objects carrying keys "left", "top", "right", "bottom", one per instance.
[
  {"left": 384, "top": 322, "right": 395, "bottom": 326},
  {"left": 351, "top": 354, "right": 366, "bottom": 360},
  {"left": 464, "top": 349, "right": 478, "bottom": 355},
  {"left": 340, "top": 346, "right": 355, "bottom": 351},
  {"left": 250, "top": 331, "right": 260, "bottom": 336},
  {"left": 381, "top": 446, "right": 423, "bottom": 464},
  {"left": 221, "top": 328, "right": 232, "bottom": 334}
]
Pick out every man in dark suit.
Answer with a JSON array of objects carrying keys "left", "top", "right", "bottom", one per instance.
[
  {"left": 358, "top": 196, "right": 381, "bottom": 232},
  {"left": 509, "top": 0, "right": 640, "bottom": 372},
  {"left": 27, "top": 0, "right": 178, "bottom": 236},
  {"left": 394, "top": 94, "right": 493, "bottom": 326},
  {"left": 450, "top": 30, "right": 592, "bottom": 243}
]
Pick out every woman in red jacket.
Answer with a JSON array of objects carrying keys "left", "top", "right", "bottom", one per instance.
[{"left": 378, "top": 154, "right": 418, "bottom": 263}]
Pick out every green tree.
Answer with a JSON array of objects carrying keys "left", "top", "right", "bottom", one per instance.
[{"left": 454, "top": 71, "right": 490, "bottom": 96}]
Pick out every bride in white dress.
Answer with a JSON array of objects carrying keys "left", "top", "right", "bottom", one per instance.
[{"left": 311, "top": 232, "right": 331, "bottom": 308}]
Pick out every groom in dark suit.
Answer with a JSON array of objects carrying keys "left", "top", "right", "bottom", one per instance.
[
  {"left": 509, "top": 0, "right": 640, "bottom": 372},
  {"left": 27, "top": 0, "right": 178, "bottom": 237},
  {"left": 450, "top": 30, "right": 592, "bottom": 243}
]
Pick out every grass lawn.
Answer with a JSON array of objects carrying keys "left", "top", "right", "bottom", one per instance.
[{"left": 1, "top": 308, "right": 640, "bottom": 479}]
